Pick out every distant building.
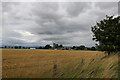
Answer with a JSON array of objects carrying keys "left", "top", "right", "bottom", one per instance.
[{"left": 30, "top": 48, "right": 36, "bottom": 49}]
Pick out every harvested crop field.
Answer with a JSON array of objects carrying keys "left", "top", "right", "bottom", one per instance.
[{"left": 1, "top": 49, "right": 118, "bottom": 78}]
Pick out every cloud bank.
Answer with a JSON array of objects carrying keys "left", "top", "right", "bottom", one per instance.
[{"left": 2, "top": 2, "right": 118, "bottom": 47}]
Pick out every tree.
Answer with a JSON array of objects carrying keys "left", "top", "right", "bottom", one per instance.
[
  {"left": 38, "top": 46, "right": 42, "bottom": 49},
  {"left": 18, "top": 46, "right": 22, "bottom": 49},
  {"left": 72, "top": 46, "right": 76, "bottom": 49},
  {"left": 91, "top": 15, "right": 120, "bottom": 55},
  {"left": 11, "top": 46, "right": 14, "bottom": 48},
  {"left": 14, "top": 46, "right": 18, "bottom": 49},
  {"left": 44, "top": 45, "right": 52, "bottom": 49},
  {"left": 91, "top": 46, "right": 96, "bottom": 51},
  {"left": 79, "top": 45, "right": 85, "bottom": 50},
  {"left": 59, "top": 44, "right": 63, "bottom": 48},
  {"left": 4, "top": 46, "right": 7, "bottom": 48}
]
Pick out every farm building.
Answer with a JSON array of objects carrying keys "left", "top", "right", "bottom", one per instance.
[{"left": 30, "top": 48, "right": 36, "bottom": 49}]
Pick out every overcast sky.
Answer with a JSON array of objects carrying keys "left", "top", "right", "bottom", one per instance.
[{"left": 2, "top": 2, "right": 118, "bottom": 47}]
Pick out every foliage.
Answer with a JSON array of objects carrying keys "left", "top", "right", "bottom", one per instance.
[
  {"left": 44, "top": 44, "right": 52, "bottom": 49},
  {"left": 91, "top": 15, "right": 120, "bottom": 53}
]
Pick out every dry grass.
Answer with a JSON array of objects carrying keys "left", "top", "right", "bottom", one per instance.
[{"left": 1, "top": 49, "right": 118, "bottom": 78}]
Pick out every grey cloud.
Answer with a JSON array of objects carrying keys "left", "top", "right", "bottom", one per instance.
[
  {"left": 2, "top": 37, "right": 41, "bottom": 47},
  {"left": 2, "top": 2, "right": 20, "bottom": 12},
  {"left": 64, "top": 2, "right": 92, "bottom": 17},
  {"left": 3, "top": 37, "right": 24, "bottom": 46},
  {"left": 29, "top": 3, "right": 91, "bottom": 35},
  {"left": 118, "top": 2, "right": 120, "bottom": 15},
  {"left": 2, "top": 2, "right": 118, "bottom": 47},
  {"left": 95, "top": 2, "right": 118, "bottom": 10}
]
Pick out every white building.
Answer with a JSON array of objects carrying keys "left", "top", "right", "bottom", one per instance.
[{"left": 30, "top": 48, "right": 36, "bottom": 49}]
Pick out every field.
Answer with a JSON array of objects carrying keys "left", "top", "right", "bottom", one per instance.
[{"left": 2, "top": 49, "right": 118, "bottom": 78}]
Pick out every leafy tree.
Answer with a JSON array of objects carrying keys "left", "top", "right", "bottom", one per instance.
[
  {"left": 38, "top": 46, "right": 43, "bottom": 49},
  {"left": 11, "top": 46, "right": 14, "bottom": 48},
  {"left": 4, "top": 46, "right": 7, "bottom": 48},
  {"left": 18, "top": 46, "right": 22, "bottom": 49},
  {"left": 86, "top": 47, "right": 96, "bottom": 51},
  {"left": 44, "top": 45, "right": 52, "bottom": 49},
  {"left": 72, "top": 46, "right": 76, "bottom": 49},
  {"left": 91, "top": 46, "right": 96, "bottom": 51},
  {"left": 14, "top": 46, "right": 18, "bottom": 49},
  {"left": 79, "top": 45, "right": 85, "bottom": 50},
  {"left": 22, "top": 47, "right": 26, "bottom": 49},
  {"left": 59, "top": 44, "right": 63, "bottom": 48},
  {"left": 91, "top": 15, "right": 120, "bottom": 55}
]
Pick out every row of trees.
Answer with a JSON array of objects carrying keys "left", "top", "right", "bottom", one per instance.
[
  {"left": 2, "top": 45, "right": 96, "bottom": 51},
  {"left": 2, "top": 46, "right": 48, "bottom": 49},
  {"left": 72, "top": 45, "right": 96, "bottom": 51}
]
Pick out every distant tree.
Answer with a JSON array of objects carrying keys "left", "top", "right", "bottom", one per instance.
[
  {"left": 23, "top": 46, "right": 25, "bottom": 49},
  {"left": 18, "top": 46, "right": 22, "bottom": 49},
  {"left": 91, "top": 15, "right": 120, "bottom": 55},
  {"left": 59, "top": 44, "right": 63, "bottom": 48},
  {"left": 11, "top": 46, "right": 13, "bottom": 48},
  {"left": 72, "top": 46, "right": 76, "bottom": 49},
  {"left": 91, "top": 46, "right": 96, "bottom": 51},
  {"left": 14, "top": 46, "right": 18, "bottom": 49},
  {"left": 38, "top": 46, "right": 42, "bottom": 49},
  {"left": 86, "top": 47, "right": 90, "bottom": 50},
  {"left": 79, "top": 45, "right": 85, "bottom": 50},
  {"left": 4, "top": 46, "right": 7, "bottom": 48},
  {"left": 44, "top": 45, "right": 52, "bottom": 49}
]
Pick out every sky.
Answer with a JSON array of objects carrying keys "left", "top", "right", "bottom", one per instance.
[{"left": 1, "top": 1, "right": 119, "bottom": 47}]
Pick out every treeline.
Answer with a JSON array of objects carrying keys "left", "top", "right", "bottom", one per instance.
[
  {"left": 71, "top": 45, "right": 96, "bottom": 51},
  {"left": 2, "top": 45, "right": 97, "bottom": 51},
  {"left": 1, "top": 46, "right": 49, "bottom": 49}
]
